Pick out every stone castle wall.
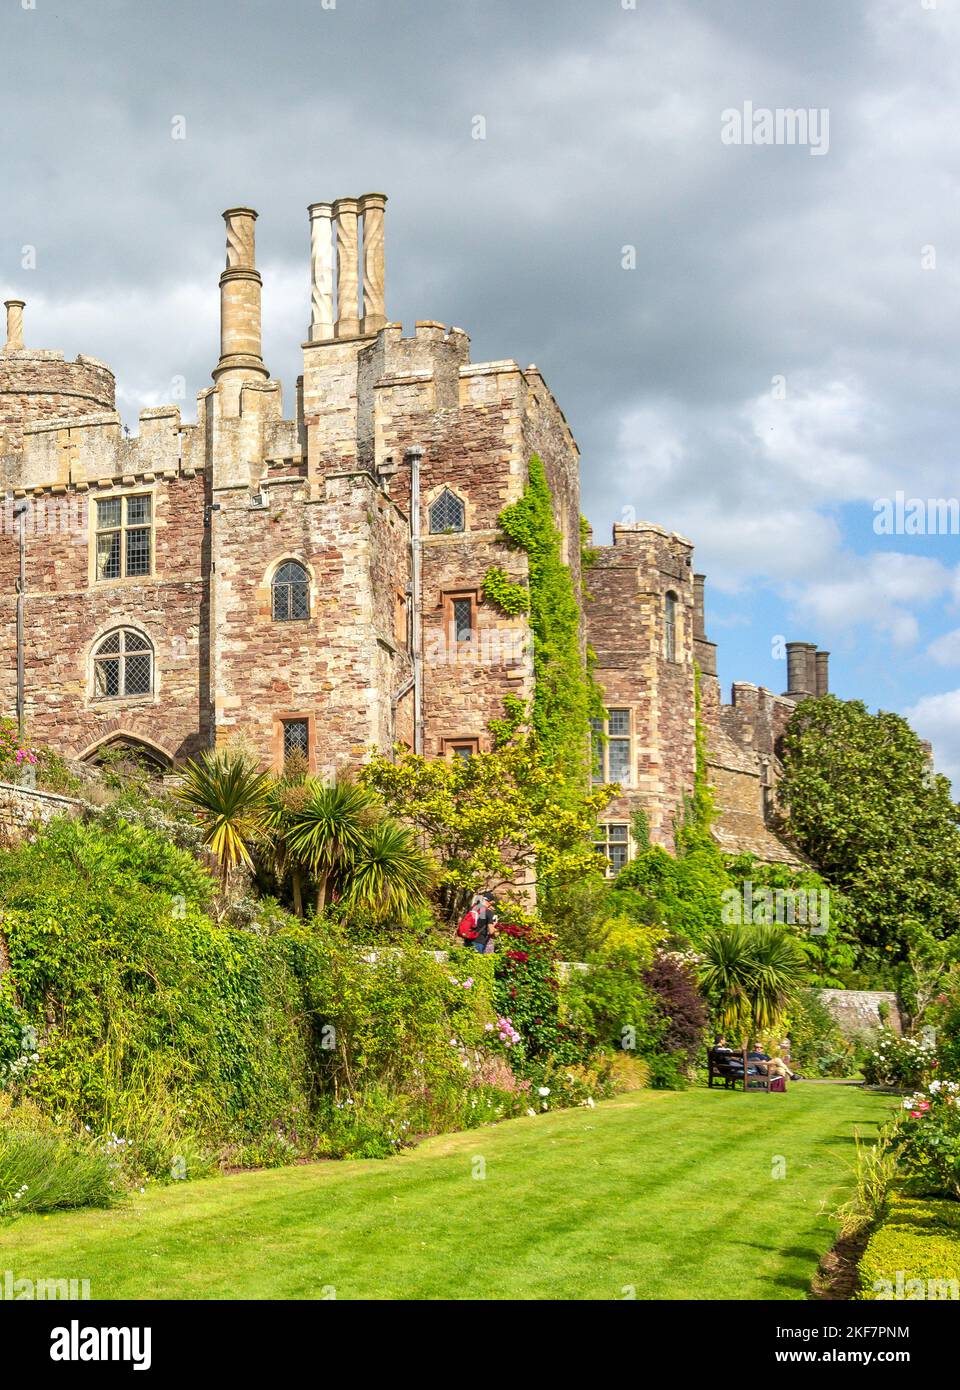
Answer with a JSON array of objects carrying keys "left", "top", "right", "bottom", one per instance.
[{"left": 0, "top": 198, "right": 812, "bottom": 871}]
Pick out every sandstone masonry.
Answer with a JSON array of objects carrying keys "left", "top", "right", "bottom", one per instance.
[{"left": 0, "top": 201, "right": 827, "bottom": 869}]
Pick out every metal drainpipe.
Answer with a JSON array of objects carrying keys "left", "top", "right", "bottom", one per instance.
[
  {"left": 14, "top": 500, "right": 29, "bottom": 740},
  {"left": 406, "top": 447, "right": 424, "bottom": 754}
]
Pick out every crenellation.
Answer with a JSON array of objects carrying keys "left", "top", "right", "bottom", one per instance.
[{"left": 0, "top": 196, "right": 815, "bottom": 872}]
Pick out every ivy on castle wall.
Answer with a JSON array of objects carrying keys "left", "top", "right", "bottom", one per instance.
[{"left": 491, "top": 455, "right": 604, "bottom": 788}]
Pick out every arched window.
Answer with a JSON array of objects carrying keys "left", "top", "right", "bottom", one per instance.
[
  {"left": 429, "top": 489, "right": 465, "bottom": 534},
  {"left": 272, "top": 561, "right": 310, "bottom": 622},
  {"left": 664, "top": 591, "right": 678, "bottom": 663},
  {"left": 93, "top": 628, "right": 153, "bottom": 699}
]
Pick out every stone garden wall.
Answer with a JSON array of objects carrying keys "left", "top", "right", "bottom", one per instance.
[
  {"left": 0, "top": 780, "right": 83, "bottom": 842},
  {"left": 817, "top": 988, "right": 902, "bottom": 1037}
]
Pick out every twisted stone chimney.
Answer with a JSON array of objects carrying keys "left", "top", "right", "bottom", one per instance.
[
  {"left": 213, "top": 207, "right": 269, "bottom": 393},
  {"left": 308, "top": 194, "right": 388, "bottom": 342},
  {"left": 4, "top": 300, "right": 25, "bottom": 351}
]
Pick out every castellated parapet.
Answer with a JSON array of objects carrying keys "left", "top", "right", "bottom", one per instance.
[
  {"left": 0, "top": 198, "right": 813, "bottom": 868},
  {"left": 1, "top": 302, "right": 116, "bottom": 455}
]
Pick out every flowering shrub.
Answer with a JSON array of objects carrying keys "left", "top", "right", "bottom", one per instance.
[
  {"left": 0, "top": 719, "right": 38, "bottom": 784},
  {"left": 862, "top": 1029, "right": 936, "bottom": 1088},
  {"left": 494, "top": 921, "right": 580, "bottom": 1067},
  {"left": 894, "top": 1080, "right": 960, "bottom": 1200}
]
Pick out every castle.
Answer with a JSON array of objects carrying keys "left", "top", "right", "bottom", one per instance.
[{"left": 0, "top": 197, "right": 828, "bottom": 869}]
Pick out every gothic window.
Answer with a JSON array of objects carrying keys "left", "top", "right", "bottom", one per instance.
[
  {"left": 429, "top": 489, "right": 466, "bottom": 534},
  {"left": 664, "top": 591, "right": 678, "bottom": 663},
  {"left": 95, "top": 494, "right": 153, "bottom": 581},
  {"left": 272, "top": 561, "right": 310, "bottom": 622},
  {"left": 92, "top": 628, "right": 153, "bottom": 699}
]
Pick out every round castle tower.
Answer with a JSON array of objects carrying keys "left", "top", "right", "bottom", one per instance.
[{"left": 0, "top": 299, "right": 116, "bottom": 453}]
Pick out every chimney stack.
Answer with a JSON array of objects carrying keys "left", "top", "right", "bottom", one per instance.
[
  {"left": 4, "top": 299, "right": 25, "bottom": 351},
  {"left": 333, "top": 197, "right": 361, "bottom": 338},
  {"left": 786, "top": 641, "right": 813, "bottom": 697},
  {"left": 308, "top": 194, "right": 388, "bottom": 343},
  {"left": 359, "top": 193, "right": 387, "bottom": 335},
  {"left": 308, "top": 202, "right": 335, "bottom": 342},
  {"left": 213, "top": 207, "right": 269, "bottom": 395},
  {"left": 815, "top": 650, "right": 830, "bottom": 697}
]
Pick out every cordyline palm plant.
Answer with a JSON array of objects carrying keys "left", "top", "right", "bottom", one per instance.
[
  {"left": 260, "top": 751, "right": 311, "bottom": 917},
  {"left": 345, "top": 817, "right": 436, "bottom": 919},
  {"left": 698, "top": 922, "right": 807, "bottom": 1046},
  {"left": 176, "top": 748, "right": 271, "bottom": 888},
  {"left": 285, "top": 778, "right": 381, "bottom": 914}
]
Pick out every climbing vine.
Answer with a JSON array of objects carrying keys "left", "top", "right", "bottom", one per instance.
[
  {"left": 482, "top": 566, "right": 530, "bottom": 617},
  {"left": 494, "top": 455, "right": 604, "bottom": 789}
]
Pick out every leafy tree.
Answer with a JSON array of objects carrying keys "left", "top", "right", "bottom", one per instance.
[
  {"left": 778, "top": 695, "right": 960, "bottom": 962},
  {"left": 345, "top": 818, "right": 436, "bottom": 921},
  {"left": 361, "top": 733, "right": 611, "bottom": 924},
  {"left": 284, "top": 779, "right": 380, "bottom": 914}
]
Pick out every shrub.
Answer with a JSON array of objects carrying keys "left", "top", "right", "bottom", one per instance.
[
  {"left": 862, "top": 1030, "right": 936, "bottom": 1088},
  {"left": 893, "top": 1080, "right": 960, "bottom": 1199},
  {"left": 0, "top": 1100, "right": 115, "bottom": 1216},
  {"left": 857, "top": 1196, "right": 960, "bottom": 1299},
  {"left": 642, "top": 954, "right": 708, "bottom": 1067},
  {"left": 563, "top": 945, "right": 661, "bottom": 1061},
  {"left": 605, "top": 1052, "right": 651, "bottom": 1092},
  {"left": 493, "top": 921, "right": 575, "bottom": 1066}
]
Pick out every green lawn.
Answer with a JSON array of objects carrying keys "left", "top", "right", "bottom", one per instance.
[{"left": 1, "top": 1085, "right": 895, "bottom": 1300}]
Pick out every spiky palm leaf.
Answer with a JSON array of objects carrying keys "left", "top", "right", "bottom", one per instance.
[
  {"left": 345, "top": 818, "right": 436, "bottom": 921},
  {"left": 747, "top": 923, "right": 808, "bottom": 1032},
  {"left": 698, "top": 924, "right": 756, "bottom": 1040},
  {"left": 286, "top": 779, "right": 380, "bottom": 911},
  {"left": 176, "top": 749, "right": 272, "bottom": 885}
]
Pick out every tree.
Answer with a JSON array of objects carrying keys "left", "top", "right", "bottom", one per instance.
[
  {"left": 360, "top": 732, "right": 611, "bottom": 924},
  {"left": 698, "top": 923, "right": 806, "bottom": 1044},
  {"left": 285, "top": 779, "right": 379, "bottom": 914},
  {"left": 260, "top": 751, "right": 310, "bottom": 917},
  {"left": 778, "top": 695, "right": 960, "bottom": 963},
  {"left": 344, "top": 818, "right": 435, "bottom": 921},
  {"left": 176, "top": 749, "right": 271, "bottom": 887}
]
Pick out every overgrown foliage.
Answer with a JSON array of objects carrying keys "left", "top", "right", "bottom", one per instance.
[
  {"left": 362, "top": 732, "right": 609, "bottom": 924},
  {"left": 779, "top": 695, "right": 960, "bottom": 967},
  {"left": 495, "top": 454, "right": 603, "bottom": 787}
]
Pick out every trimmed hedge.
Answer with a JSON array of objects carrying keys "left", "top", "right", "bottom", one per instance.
[{"left": 857, "top": 1195, "right": 960, "bottom": 1300}]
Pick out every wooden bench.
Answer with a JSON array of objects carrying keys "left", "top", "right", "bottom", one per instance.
[{"left": 707, "top": 1048, "right": 772, "bottom": 1091}]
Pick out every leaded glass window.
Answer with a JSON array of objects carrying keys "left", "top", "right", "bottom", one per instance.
[
  {"left": 93, "top": 629, "right": 153, "bottom": 699},
  {"left": 95, "top": 495, "right": 152, "bottom": 581},
  {"left": 429, "top": 489, "right": 465, "bottom": 534},
  {"left": 272, "top": 561, "right": 310, "bottom": 622}
]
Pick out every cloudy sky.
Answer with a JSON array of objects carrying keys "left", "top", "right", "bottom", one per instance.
[{"left": 3, "top": 0, "right": 960, "bottom": 780}]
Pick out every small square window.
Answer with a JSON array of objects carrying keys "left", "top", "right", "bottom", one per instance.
[
  {"left": 444, "top": 737, "right": 480, "bottom": 762},
  {"left": 594, "top": 823, "right": 631, "bottom": 877}
]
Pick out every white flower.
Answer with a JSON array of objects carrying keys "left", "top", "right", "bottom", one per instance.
[
  {"left": 929, "top": 1080, "right": 942, "bottom": 1093},
  {"left": 526, "top": 1108, "right": 536, "bottom": 1117},
  {"left": 538, "top": 1086, "right": 550, "bottom": 1097}
]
